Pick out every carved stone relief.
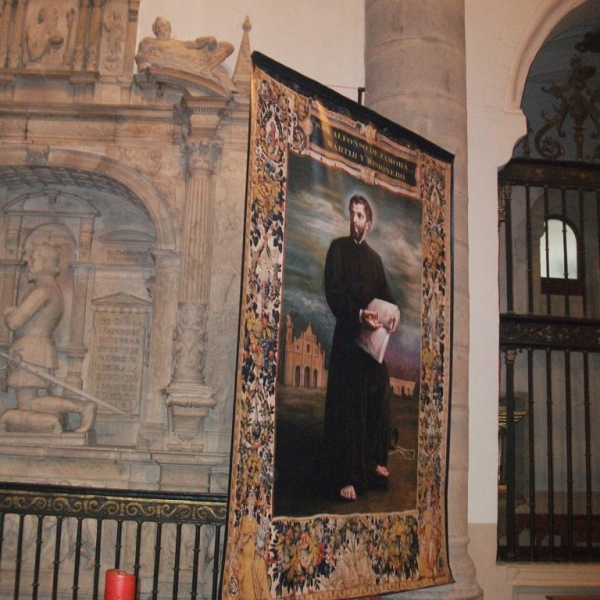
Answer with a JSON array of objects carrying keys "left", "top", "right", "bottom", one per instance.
[
  {"left": 0, "top": 7, "right": 253, "bottom": 495},
  {"left": 0, "top": 184, "right": 157, "bottom": 443},
  {"left": 0, "top": 0, "right": 132, "bottom": 74},
  {"left": 115, "top": 147, "right": 183, "bottom": 219}
]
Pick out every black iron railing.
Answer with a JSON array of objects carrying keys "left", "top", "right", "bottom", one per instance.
[
  {"left": 0, "top": 482, "right": 228, "bottom": 599},
  {"left": 498, "top": 158, "right": 600, "bottom": 563}
]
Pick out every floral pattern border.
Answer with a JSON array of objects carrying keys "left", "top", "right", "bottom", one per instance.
[{"left": 223, "top": 59, "right": 453, "bottom": 600}]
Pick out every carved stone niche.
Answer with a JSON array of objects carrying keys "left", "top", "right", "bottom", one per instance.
[
  {"left": 0, "top": 191, "right": 100, "bottom": 436},
  {"left": 0, "top": 178, "right": 159, "bottom": 446}
]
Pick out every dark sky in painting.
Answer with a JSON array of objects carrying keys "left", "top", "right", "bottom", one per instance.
[{"left": 282, "top": 153, "right": 423, "bottom": 379}]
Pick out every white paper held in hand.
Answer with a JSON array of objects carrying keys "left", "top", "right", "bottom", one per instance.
[{"left": 355, "top": 298, "right": 400, "bottom": 363}]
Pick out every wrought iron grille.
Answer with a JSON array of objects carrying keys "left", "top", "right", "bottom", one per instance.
[
  {"left": 0, "top": 482, "right": 228, "bottom": 599},
  {"left": 498, "top": 158, "right": 600, "bottom": 562}
]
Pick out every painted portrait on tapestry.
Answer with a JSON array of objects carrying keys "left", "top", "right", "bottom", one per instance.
[{"left": 274, "top": 153, "right": 422, "bottom": 518}]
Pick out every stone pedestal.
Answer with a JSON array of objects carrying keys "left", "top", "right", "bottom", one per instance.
[{"left": 164, "top": 383, "right": 217, "bottom": 451}]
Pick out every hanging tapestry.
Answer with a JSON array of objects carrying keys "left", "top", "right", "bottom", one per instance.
[{"left": 222, "top": 52, "right": 454, "bottom": 600}]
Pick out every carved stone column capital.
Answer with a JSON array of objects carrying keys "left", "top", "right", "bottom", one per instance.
[{"left": 184, "top": 139, "right": 223, "bottom": 178}]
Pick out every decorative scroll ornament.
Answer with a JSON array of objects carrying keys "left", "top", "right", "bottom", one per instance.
[
  {"left": 500, "top": 314, "right": 600, "bottom": 351},
  {"left": 0, "top": 486, "right": 227, "bottom": 523},
  {"left": 533, "top": 55, "right": 600, "bottom": 161}
]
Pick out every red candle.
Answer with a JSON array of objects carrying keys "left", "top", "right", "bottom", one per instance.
[{"left": 104, "top": 569, "right": 136, "bottom": 600}]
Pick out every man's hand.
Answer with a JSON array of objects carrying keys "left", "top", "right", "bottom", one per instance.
[{"left": 362, "top": 309, "right": 382, "bottom": 330}]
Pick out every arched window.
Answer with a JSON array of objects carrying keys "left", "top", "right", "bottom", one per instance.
[{"left": 539, "top": 217, "right": 582, "bottom": 295}]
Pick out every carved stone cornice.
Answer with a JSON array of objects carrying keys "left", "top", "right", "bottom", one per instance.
[
  {"left": 500, "top": 313, "right": 600, "bottom": 351},
  {"left": 134, "top": 66, "right": 231, "bottom": 100}
]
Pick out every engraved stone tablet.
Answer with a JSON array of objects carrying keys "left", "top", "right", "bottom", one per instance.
[{"left": 89, "top": 294, "right": 151, "bottom": 415}]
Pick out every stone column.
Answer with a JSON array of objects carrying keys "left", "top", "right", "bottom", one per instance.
[
  {"left": 65, "top": 263, "right": 92, "bottom": 391},
  {"left": 365, "top": 1, "right": 480, "bottom": 599},
  {"left": 7, "top": 0, "right": 28, "bottom": 68},
  {"left": 0, "top": 260, "right": 20, "bottom": 393},
  {"left": 73, "top": 0, "right": 91, "bottom": 70},
  {"left": 64, "top": 217, "right": 95, "bottom": 391},
  {"left": 120, "top": 0, "right": 140, "bottom": 102},
  {"left": 0, "top": 215, "right": 23, "bottom": 377},
  {"left": 0, "top": 0, "right": 13, "bottom": 67},
  {"left": 86, "top": 0, "right": 105, "bottom": 70},
  {"left": 164, "top": 139, "right": 221, "bottom": 450},
  {"left": 179, "top": 140, "right": 221, "bottom": 307},
  {"left": 137, "top": 249, "right": 179, "bottom": 449}
]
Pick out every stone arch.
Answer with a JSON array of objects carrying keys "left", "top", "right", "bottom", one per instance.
[
  {"left": 506, "top": 0, "right": 596, "bottom": 113},
  {"left": 0, "top": 146, "right": 177, "bottom": 252}
]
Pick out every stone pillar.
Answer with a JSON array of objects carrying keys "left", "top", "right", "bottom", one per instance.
[
  {"left": 179, "top": 140, "right": 221, "bottom": 307},
  {"left": 7, "top": 0, "right": 27, "bottom": 68},
  {"left": 4, "top": 214, "right": 22, "bottom": 260},
  {"left": 86, "top": 0, "right": 105, "bottom": 70},
  {"left": 65, "top": 263, "right": 92, "bottom": 391},
  {"left": 136, "top": 249, "right": 179, "bottom": 449},
  {"left": 365, "top": 1, "right": 480, "bottom": 599},
  {"left": 0, "top": 215, "right": 22, "bottom": 383},
  {"left": 120, "top": 0, "right": 140, "bottom": 102},
  {"left": 73, "top": 0, "right": 91, "bottom": 70},
  {"left": 0, "top": 0, "right": 13, "bottom": 68},
  {"left": 164, "top": 139, "right": 221, "bottom": 450},
  {"left": 64, "top": 217, "right": 95, "bottom": 391}
]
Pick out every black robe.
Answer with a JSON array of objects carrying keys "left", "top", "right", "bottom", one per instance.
[{"left": 321, "top": 235, "right": 395, "bottom": 496}]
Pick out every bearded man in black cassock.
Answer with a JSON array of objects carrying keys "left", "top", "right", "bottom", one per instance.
[{"left": 321, "top": 194, "right": 399, "bottom": 501}]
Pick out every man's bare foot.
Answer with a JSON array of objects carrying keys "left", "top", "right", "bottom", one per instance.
[
  {"left": 375, "top": 465, "right": 389, "bottom": 477},
  {"left": 340, "top": 485, "right": 357, "bottom": 501}
]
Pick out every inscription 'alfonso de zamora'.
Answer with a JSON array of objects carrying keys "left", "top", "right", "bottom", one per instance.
[{"left": 310, "top": 116, "right": 417, "bottom": 186}]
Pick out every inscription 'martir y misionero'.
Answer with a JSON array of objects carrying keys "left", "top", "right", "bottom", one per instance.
[{"left": 309, "top": 116, "right": 417, "bottom": 186}]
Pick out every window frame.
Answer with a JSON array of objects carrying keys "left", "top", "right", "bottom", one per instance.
[{"left": 539, "top": 215, "right": 583, "bottom": 296}]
